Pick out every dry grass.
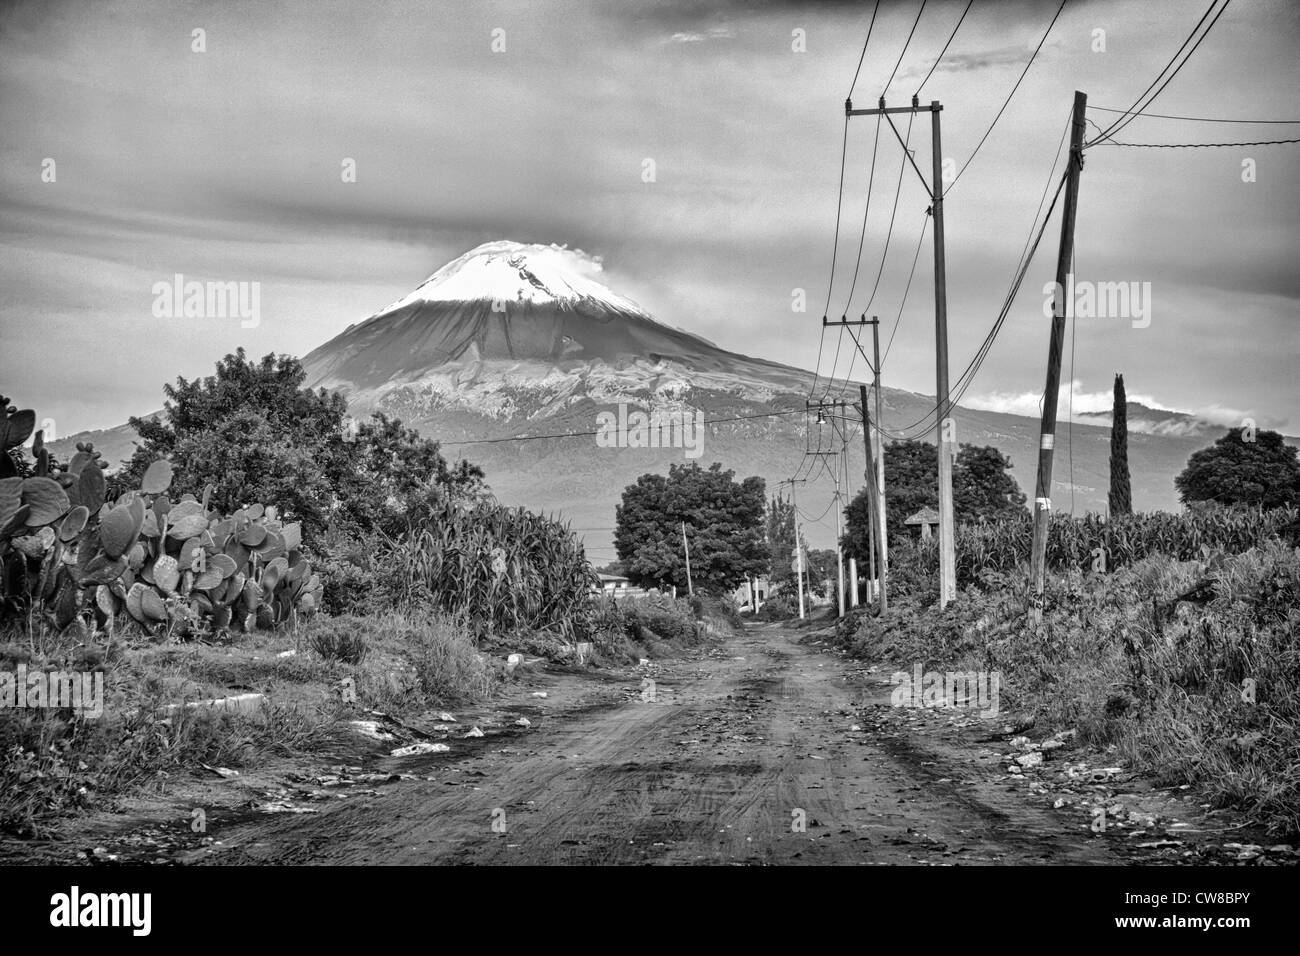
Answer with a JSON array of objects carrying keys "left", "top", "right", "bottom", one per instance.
[{"left": 834, "top": 539, "right": 1300, "bottom": 838}]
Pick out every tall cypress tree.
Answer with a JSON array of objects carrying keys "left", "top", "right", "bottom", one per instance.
[{"left": 1109, "top": 373, "right": 1133, "bottom": 516}]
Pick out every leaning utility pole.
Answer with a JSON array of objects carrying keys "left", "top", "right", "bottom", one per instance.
[
  {"left": 847, "top": 95, "right": 954, "bottom": 606},
  {"left": 1030, "top": 90, "right": 1088, "bottom": 619}
]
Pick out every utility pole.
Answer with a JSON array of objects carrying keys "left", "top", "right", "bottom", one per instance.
[
  {"left": 833, "top": 465, "right": 845, "bottom": 617},
  {"left": 681, "top": 521, "right": 694, "bottom": 597},
  {"left": 780, "top": 478, "right": 808, "bottom": 619},
  {"left": 795, "top": 525, "right": 806, "bottom": 619},
  {"left": 929, "top": 101, "right": 956, "bottom": 608},
  {"left": 1030, "top": 90, "right": 1088, "bottom": 621},
  {"left": 846, "top": 94, "right": 953, "bottom": 607},
  {"left": 821, "top": 318, "right": 882, "bottom": 610},
  {"left": 872, "top": 317, "right": 888, "bottom": 598},
  {"left": 859, "top": 383, "right": 887, "bottom": 613},
  {"left": 805, "top": 398, "right": 848, "bottom": 616}
]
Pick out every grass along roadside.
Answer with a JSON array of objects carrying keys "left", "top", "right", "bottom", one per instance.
[
  {"left": 830, "top": 540, "right": 1300, "bottom": 841},
  {"left": 1, "top": 593, "right": 739, "bottom": 839},
  {"left": 0, "top": 609, "right": 492, "bottom": 838}
]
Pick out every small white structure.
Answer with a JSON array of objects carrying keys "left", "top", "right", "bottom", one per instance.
[
  {"left": 598, "top": 573, "right": 631, "bottom": 593},
  {"left": 905, "top": 507, "right": 941, "bottom": 540},
  {"left": 733, "top": 577, "right": 770, "bottom": 612}
]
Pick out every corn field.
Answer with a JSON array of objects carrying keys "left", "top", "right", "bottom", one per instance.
[
  {"left": 899, "top": 506, "right": 1298, "bottom": 588},
  {"left": 386, "top": 498, "right": 598, "bottom": 640}
]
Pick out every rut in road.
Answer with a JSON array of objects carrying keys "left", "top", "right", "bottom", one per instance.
[{"left": 193, "top": 624, "right": 1124, "bottom": 865}]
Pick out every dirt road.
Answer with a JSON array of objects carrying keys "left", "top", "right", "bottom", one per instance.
[{"left": 180, "top": 622, "right": 1158, "bottom": 866}]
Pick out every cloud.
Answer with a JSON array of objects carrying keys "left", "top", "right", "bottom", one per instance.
[
  {"left": 665, "top": 26, "right": 736, "bottom": 44},
  {"left": 965, "top": 380, "right": 1171, "bottom": 423}
]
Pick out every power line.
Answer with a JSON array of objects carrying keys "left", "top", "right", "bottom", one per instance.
[
  {"left": 882, "top": 0, "right": 929, "bottom": 98},
  {"left": 812, "top": 114, "right": 852, "bottom": 400},
  {"left": 880, "top": 210, "right": 931, "bottom": 367},
  {"left": 834, "top": 114, "right": 917, "bottom": 404},
  {"left": 945, "top": 0, "right": 1068, "bottom": 196},
  {"left": 1085, "top": 0, "right": 1231, "bottom": 148},
  {"left": 1094, "top": 137, "right": 1300, "bottom": 148},
  {"left": 842, "top": 113, "right": 885, "bottom": 319},
  {"left": 1088, "top": 105, "right": 1300, "bottom": 125},
  {"left": 859, "top": 112, "right": 915, "bottom": 318},
  {"left": 825, "top": 111, "right": 885, "bottom": 402},
  {"left": 818, "top": 0, "right": 885, "bottom": 406},
  {"left": 848, "top": 0, "right": 883, "bottom": 99},
  {"left": 914, "top": 0, "right": 974, "bottom": 97},
  {"left": 881, "top": 105, "right": 1072, "bottom": 439},
  {"left": 877, "top": 167, "right": 1069, "bottom": 441}
]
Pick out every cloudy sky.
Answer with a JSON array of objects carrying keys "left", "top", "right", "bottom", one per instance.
[{"left": 2, "top": 0, "right": 1296, "bottom": 439}]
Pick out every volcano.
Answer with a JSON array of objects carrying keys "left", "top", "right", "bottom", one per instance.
[
  {"left": 301, "top": 240, "right": 810, "bottom": 417},
  {"left": 53, "top": 241, "right": 1228, "bottom": 559}
]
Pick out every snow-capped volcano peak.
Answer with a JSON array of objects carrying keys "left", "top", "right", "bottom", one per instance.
[
  {"left": 302, "top": 239, "right": 812, "bottom": 413},
  {"left": 376, "top": 240, "right": 648, "bottom": 317}
]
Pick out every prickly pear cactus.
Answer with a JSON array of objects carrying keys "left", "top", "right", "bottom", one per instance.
[{"left": 0, "top": 394, "right": 323, "bottom": 636}]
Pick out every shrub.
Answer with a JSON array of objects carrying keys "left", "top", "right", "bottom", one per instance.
[
  {"left": 308, "top": 616, "right": 369, "bottom": 664},
  {"left": 755, "top": 589, "right": 797, "bottom": 621}
]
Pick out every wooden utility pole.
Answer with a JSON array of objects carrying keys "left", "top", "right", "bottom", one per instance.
[
  {"left": 846, "top": 95, "right": 952, "bottom": 606},
  {"left": 929, "top": 101, "right": 956, "bottom": 608},
  {"left": 859, "top": 383, "right": 887, "bottom": 613},
  {"left": 681, "top": 521, "right": 694, "bottom": 597},
  {"left": 1030, "top": 90, "right": 1088, "bottom": 619},
  {"left": 780, "top": 478, "right": 808, "bottom": 619},
  {"left": 833, "top": 465, "right": 845, "bottom": 617},
  {"left": 871, "top": 317, "right": 888, "bottom": 598},
  {"left": 805, "top": 398, "right": 848, "bottom": 615},
  {"left": 795, "top": 525, "right": 806, "bottom": 619}
]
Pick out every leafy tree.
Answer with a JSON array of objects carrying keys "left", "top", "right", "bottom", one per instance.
[
  {"left": 765, "top": 494, "right": 798, "bottom": 588},
  {"left": 1109, "top": 373, "right": 1132, "bottom": 516},
  {"left": 852, "top": 440, "right": 939, "bottom": 546},
  {"left": 1175, "top": 427, "right": 1300, "bottom": 509},
  {"left": 338, "top": 411, "right": 487, "bottom": 537},
  {"left": 842, "top": 441, "right": 1026, "bottom": 564},
  {"left": 614, "top": 462, "right": 767, "bottom": 594},
  {"left": 953, "top": 444, "right": 1027, "bottom": 521},
  {"left": 122, "top": 349, "right": 484, "bottom": 542}
]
